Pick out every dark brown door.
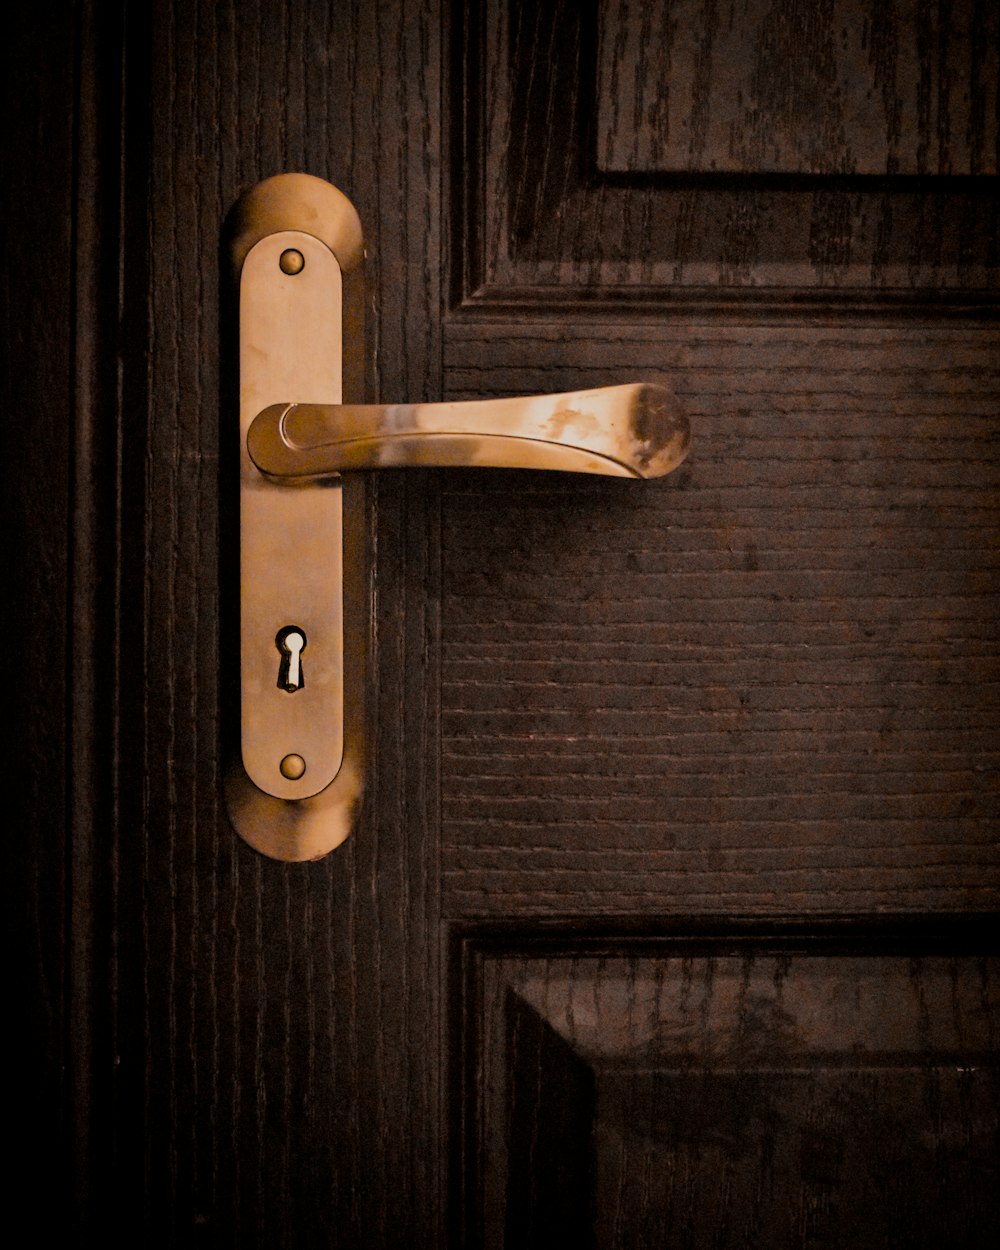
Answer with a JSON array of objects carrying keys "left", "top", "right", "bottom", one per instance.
[{"left": 10, "top": 1, "right": 999, "bottom": 1245}]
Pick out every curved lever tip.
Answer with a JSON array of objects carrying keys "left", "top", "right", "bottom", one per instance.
[
  {"left": 248, "top": 384, "right": 690, "bottom": 480},
  {"left": 628, "top": 383, "right": 691, "bottom": 478}
]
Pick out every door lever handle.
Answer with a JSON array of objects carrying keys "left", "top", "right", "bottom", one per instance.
[
  {"left": 247, "top": 384, "right": 688, "bottom": 480},
  {"left": 224, "top": 174, "right": 690, "bottom": 862}
]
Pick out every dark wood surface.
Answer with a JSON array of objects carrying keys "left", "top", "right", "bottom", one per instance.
[
  {"left": 456, "top": 0, "right": 999, "bottom": 305},
  {"left": 439, "top": 321, "right": 1000, "bottom": 916},
  {"left": 9, "top": 0, "right": 999, "bottom": 1244},
  {"left": 592, "top": 0, "right": 998, "bottom": 177},
  {"left": 4, "top": 1, "right": 77, "bottom": 1225},
  {"left": 460, "top": 920, "right": 998, "bottom": 1249}
]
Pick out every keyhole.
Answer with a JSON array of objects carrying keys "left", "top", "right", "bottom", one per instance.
[{"left": 276, "top": 626, "right": 307, "bottom": 692}]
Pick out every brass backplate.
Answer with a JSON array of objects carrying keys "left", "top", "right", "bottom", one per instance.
[
  {"left": 239, "top": 229, "right": 345, "bottom": 800},
  {"left": 223, "top": 174, "right": 368, "bottom": 861}
]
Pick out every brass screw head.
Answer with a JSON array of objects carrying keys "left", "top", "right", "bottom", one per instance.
[
  {"left": 279, "top": 248, "right": 305, "bottom": 275},
  {"left": 279, "top": 753, "right": 307, "bottom": 780}
]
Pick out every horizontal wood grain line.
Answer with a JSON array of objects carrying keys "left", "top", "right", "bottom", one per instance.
[
  {"left": 443, "top": 811, "right": 998, "bottom": 826},
  {"left": 670, "top": 424, "right": 1000, "bottom": 436},
  {"left": 444, "top": 636, "right": 996, "bottom": 659},
  {"left": 443, "top": 776, "right": 997, "bottom": 796},
  {"left": 441, "top": 620, "right": 1000, "bottom": 635},
  {"left": 440, "top": 883, "right": 1000, "bottom": 900},
  {"left": 444, "top": 564, "right": 999, "bottom": 582},
  {"left": 442, "top": 708, "right": 998, "bottom": 724},
  {"left": 442, "top": 489, "right": 1000, "bottom": 506},
  {"left": 441, "top": 653, "right": 998, "bottom": 668},
  {"left": 664, "top": 450, "right": 1000, "bottom": 463},
  {"left": 440, "top": 860, "right": 1000, "bottom": 880},
  {"left": 441, "top": 357, "right": 1000, "bottom": 382},
  {"left": 441, "top": 840, "right": 998, "bottom": 856},
  {"left": 445, "top": 729, "right": 999, "bottom": 745},
  {"left": 443, "top": 685, "right": 997, "bottom": 700},
  {"left": 442, "top": 795, "right": 997, "bottom": 815},
  {"left": 441, "top": 530, "right": 999, "bottom": 544},
  {"left": 445, "top": 618, "right": 997, "bottom": 631},
  {"left": 445, "top": 602, "right": 1000, "bottom": 617},
  {"left": 444, "top": 712, "right": 997, "bottom": 727},
  {"left": 443, "top": 616, "right": 998, "bottom": 629},
  {"left": 442, "top": 358, "right": 1000, "bottom": 380},
  {"left": 442, "top": 658, "right": 1000, "bottom": 673},
  {"left": 446, "top": 342, "right": 1000, "bottom": 365},
  {"left": 444, "top": 323, "right": 1000, "bottom": 347},
  {"left": 443, "top": 747, "right": 997, "bottom": 762},
  {"left": 444, "top": 349, "right": 1000, "bottom": 370},
  {"left": 443, "top": 730, "right": 1000, "bottom": 748},
  {"left": 442, "top": 876, "right": 1000, "bottom": 890},
  {"left": 441, "top": 478, "right": 1000, "bottom": 497},
  {"left": 441, "top": 619, "right": 998, "bottom": 636},
  {"left": 441, "top": 600, "right": 999, "bottom": 615},
  {"left": 443, "top": 580, "right": 998, "bottom": 594},
  {"left": 443, "top": 532, "right": 997, "bottom": 543},
  {"left": 442, "top": 575, "right": 1000, "bottom": 594},
  {"left": 443, "top": 643, "right": 1000, "bottom": 658},
  {"left": 443, "top": 754, "right": 1000, "bottom": 770},
  {"left": 515, "top": 1063, "right": 1000, "bottom": 1076},
  {"left": 605, "top": 474, "right": 1000, "bottom": 489},
  {"left": 447, "top": 840, "right": 1000, "bottom": 860},
  {"left": 441, "top": 808, "right": 996, "bottom": 827},
  {"left": 448, "top": 553, "right": 992, "bottom": 571},
  {"left": 442, "top": 670, "right": 1000, "bottom": 686},
  {"left": 443, "top": 779, "right": 998, "bottom": 795},
  {"left": 445, "top": 321, "right": 1000, "bottom": 341},
  {"left": 442, "top": 815, "right": 998, "bottom": 833},
  {"left": 441, "top": 560, "right": 999, "bottom": 574},
  {"left": 442, "top": 682, "right": 1000, "bottom": 699},
  {"left": 445, "top": 491, "right": 997, "bottom": 506},
  {"left": 444, "top": 629, "right": 997, "bottom": 641},
  {"left": 443, "top": 337, "right": 1000, "bottom": 360},
  {"left": 452, "top": 288, "right": 1000, "bottom": 316},
  {"left": 444, "top": 621, "right": 1000, "bottom": 634},
  {"left": 444, "top": 752, "right": 999, "bottom": 766}
]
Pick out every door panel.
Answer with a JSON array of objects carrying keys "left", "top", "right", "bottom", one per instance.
[
  {"left": 17, "top": 0, "right": 998, "bottom": 1244},
  {"left": 459, "top": 0, "right": 998, "bottom": 301},
  {"left": 445, "top": 8, "right": 999, "bottom": 1239},
  {"left": 463, "top": 927, "right": 998, "bottom": 1248},
  {"left": 439, "top": 323, "right": 1000, "bottom": 916}
]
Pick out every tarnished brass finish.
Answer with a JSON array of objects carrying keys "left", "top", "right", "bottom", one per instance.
[
  {"left": 224, "top": 174, "right": 691, "bottom": 863},
  {"left": 247, "top": 384, "right": 689, "bottom": 480},
  {"left": 278, "top": 248, "right": 305, "bottom": 275},
  {"left": 279, "top": 754, "right": 307, "bottom": 781},
  {"left": 236, "top": 229, "right": 344, "bottom": 801},
  {"left": 223, "top": 173, "right": 368, "bottom": 862}
]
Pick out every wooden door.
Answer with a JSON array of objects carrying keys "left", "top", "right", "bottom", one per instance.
[{"left": 10, "top": 1, "right": 999, "bottom": 1245}]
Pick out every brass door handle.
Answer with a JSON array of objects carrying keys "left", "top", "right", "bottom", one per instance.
[
  {"left": 223, "top": 174, "right": 690, "bottom": 862},
  {"left": 247, "top": 385, "right": 688, "bottom": 480}
]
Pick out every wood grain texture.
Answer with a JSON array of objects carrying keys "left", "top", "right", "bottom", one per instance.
[
  {"left": 459, "top": 924, "right": 1000, "bottom": 1248},
  {"left": 596, "top": 0, "right": 999, "bottom": 175},
  {"left": 453, "top": 0, "right": 1000, "bottom": 304},
  {"left": 23, "top": 0, "right": 999, "bottom": 1242},
  {"left": 102, "top": 1, "right": 443, "bottom": 1244},
  {"left": 3, "top": 0, "right": 79, "bottom": 1225},
  {"left": 440, "top": 321, "right": 1000, "bottom": 917}
]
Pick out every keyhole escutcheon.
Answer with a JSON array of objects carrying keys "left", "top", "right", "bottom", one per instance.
[{"left": 276, "top": 626, "right": 307, "bottom": 692}]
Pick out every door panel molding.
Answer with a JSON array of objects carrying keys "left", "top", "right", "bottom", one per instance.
[
  {"left": 451, "top": 0, "right": 1000, "bottom": 314},
  {"left": 452, "top": 916, "right": 1000, "bottom": 1249}
]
